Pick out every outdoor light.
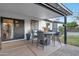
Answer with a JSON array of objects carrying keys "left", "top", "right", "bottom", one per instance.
[{"left": 63, "top": 24, "right": 67, "bottom": 27}]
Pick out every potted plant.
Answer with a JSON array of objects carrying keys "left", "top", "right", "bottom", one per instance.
[{"left": 26, "top": 31, "right": 31, "bottom": 40}]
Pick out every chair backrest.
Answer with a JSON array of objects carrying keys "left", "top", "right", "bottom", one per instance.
[
  {"left": 54, "top": 32, "right": 60, "bottom": 36},
  {"left": 37, "top": 31, "right": 44, "bottom": 40},
  {"left": 31, "top": 30, "right": 37, "bottom": 37}
]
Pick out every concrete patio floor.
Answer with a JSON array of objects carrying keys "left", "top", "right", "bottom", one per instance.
[{"left": 0, "top": 39, "right": 79, "bottom": 56}]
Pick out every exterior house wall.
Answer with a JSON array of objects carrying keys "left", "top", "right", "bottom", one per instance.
[
  {"left": 0, "top": 11, "right": 58, "bottom": 40},
  {"left": 0, "top": 11, "right": 46, "bottom": 39},
  {"left": 24, "top": 18, "right": 31, "bottom": 39}
]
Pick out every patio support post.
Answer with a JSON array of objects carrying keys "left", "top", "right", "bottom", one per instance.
[
  {"left": 64, "top": 16, "right": 67, "bottom": 44},
  {"left": 0, "top": 17, "right": 1, "bottom": 49}
]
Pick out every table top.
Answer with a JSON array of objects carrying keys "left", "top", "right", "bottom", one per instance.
[{"left": 44, "top": 32, "right": 56, "bottom": 35}]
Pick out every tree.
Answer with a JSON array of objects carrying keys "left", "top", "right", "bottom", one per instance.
[
  {"left": 59, "top": 21, "right": 78, "bottom": 33},
  {"left": 59, "top": 26, "right": 64, "bottom": 34},
  {"left": 66, "top": 21, "right": 78, "bottom": 29}
]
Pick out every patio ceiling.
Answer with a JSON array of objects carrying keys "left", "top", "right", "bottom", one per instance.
[{"left": 0, "top": 3, "right": 68, "bottom": 20}]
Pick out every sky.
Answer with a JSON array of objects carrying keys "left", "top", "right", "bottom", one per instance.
[{"left": 58, "top": 3, "right": 79, "bottom": 24}]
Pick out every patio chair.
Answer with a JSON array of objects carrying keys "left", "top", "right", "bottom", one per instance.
[
  {"left": 52, "top": 32, "right": 61, "bottom": 46},
  {"left": 37, "top": 31, "right": 47, "bottom": 49},
  {"left": 31, "top": 30, "right": 38, "bottom": 44}
]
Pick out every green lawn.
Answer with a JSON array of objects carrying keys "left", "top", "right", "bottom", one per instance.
[{"left": 60, "top": 35, "right": 79, "bottom": 47}]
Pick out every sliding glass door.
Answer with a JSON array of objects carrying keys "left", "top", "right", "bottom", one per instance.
[
  {"left": 2, "top": 19, "right": 13, "bottom": 41},
  {"left": 1, "top": 17, "right": 24, "bottom": 41},
  {"left": 14, "top": 20, "right": 24, "bottom": 39}
]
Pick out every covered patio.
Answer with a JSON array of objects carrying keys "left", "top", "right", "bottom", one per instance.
[
  {"left": 0, "top": 3, "right": 74, "bottom": 56},
  {"left": 0, "top": 3, "right": 72, "bottom": 43}
]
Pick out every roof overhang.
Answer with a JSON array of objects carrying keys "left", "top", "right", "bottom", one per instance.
[
  {"left": 0, "top": 3, "right": 65, "bottom": 19},
  {"left": 0, "top": 3, "right": 72, "bottom": 20},
  {"left": 36, "top": 3, "right": 72, "bottom": 16}
]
